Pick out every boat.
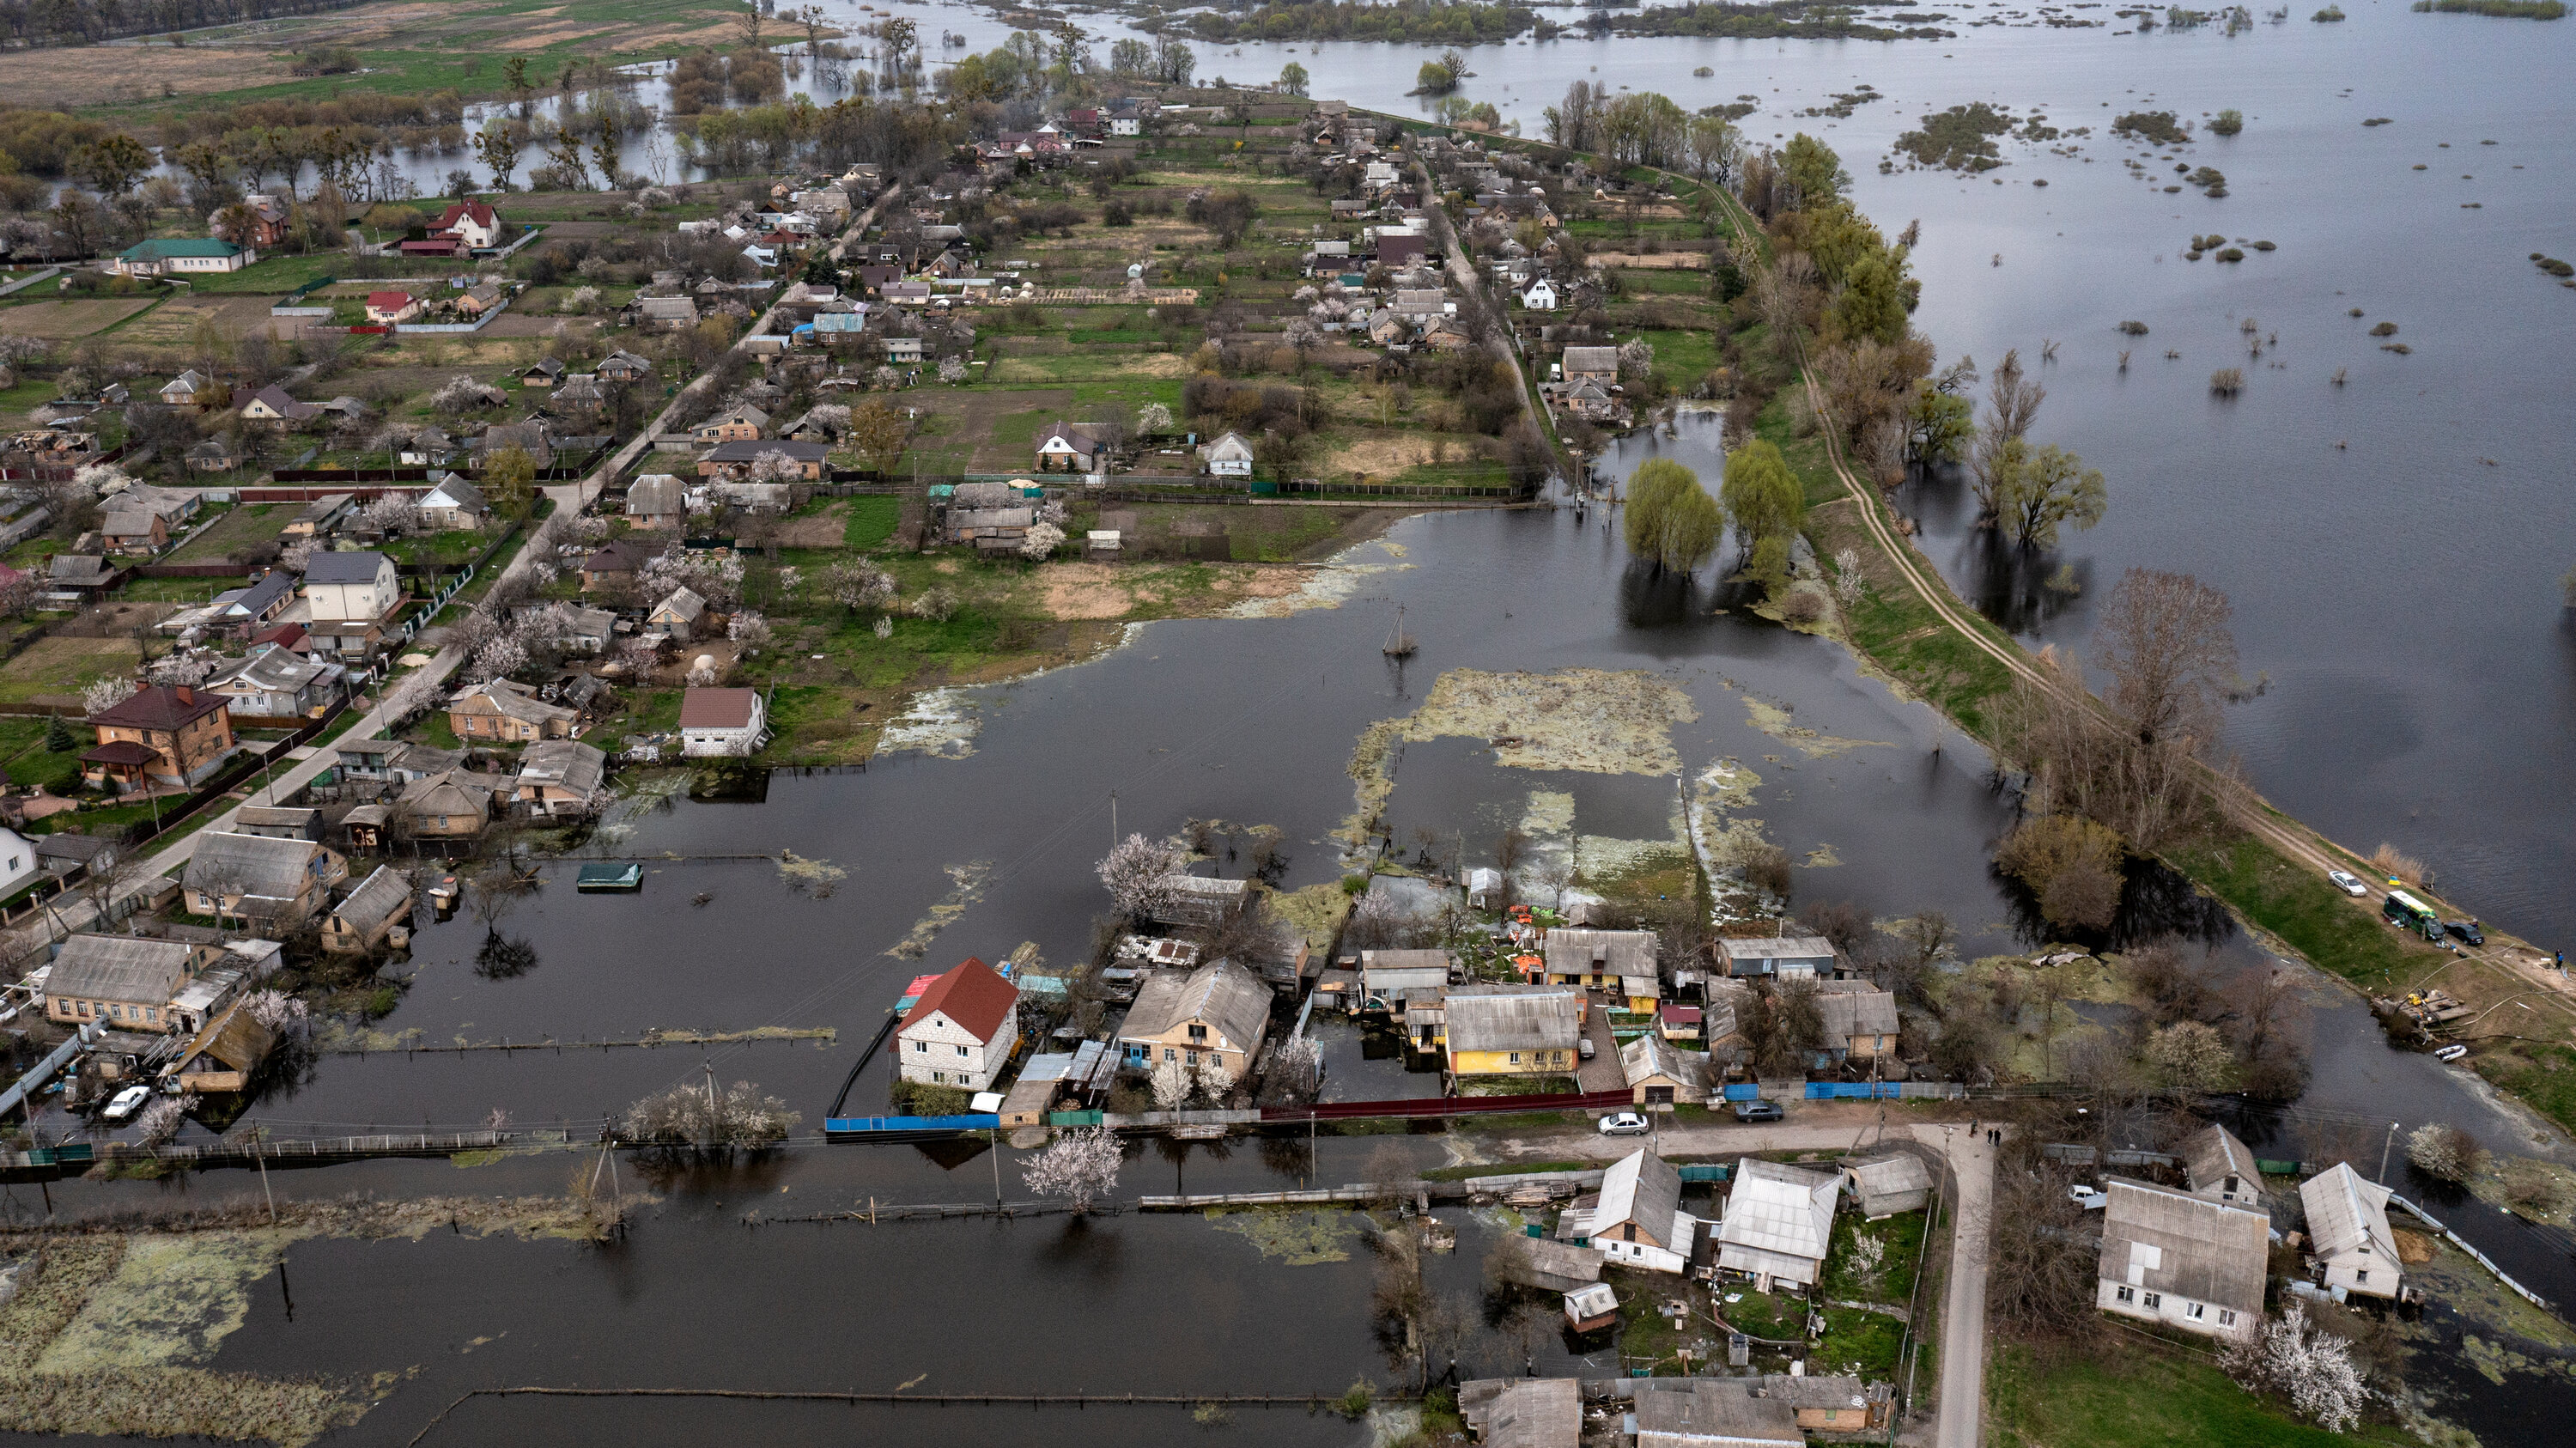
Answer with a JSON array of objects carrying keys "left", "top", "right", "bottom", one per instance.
[
  {"left": 1382, "top": 603, "right": 1416, "bottom": 658},
  {"left": 575, "top": 862, "right": 645, "bottom": 892}
]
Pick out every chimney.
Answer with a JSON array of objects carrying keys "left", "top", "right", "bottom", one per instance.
[{"left": 175, "top": 685, "right": 192, "bottom": 704}]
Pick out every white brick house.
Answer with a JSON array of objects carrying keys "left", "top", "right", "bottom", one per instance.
[{"left": 897, "top": 957, "right": 1020, "bottom": 1092}]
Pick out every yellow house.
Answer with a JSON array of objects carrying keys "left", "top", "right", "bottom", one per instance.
[
  {"left": 1541, "top": 928, "right": 1660, "bottom": 1011},
  {"left": 1443, "top": 984, "right": 1583, "bottom": 1079}
]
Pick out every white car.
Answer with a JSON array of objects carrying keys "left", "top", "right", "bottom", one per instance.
[
  {"left": 2328, "top": 871, "right": 2367, "bottom": 897},
  {"left": 1597, "top": 1111, "right": 1652, "bottom": 1136},
  {"left": 101, "top": 1085, "right": 152, "bottom": 1123},
  {"left": 2068, "top": 1184, "right": 2108, "bottom": 1211},
  {"left": 2434, "top": 1043, "right": 2470, "bottom": 1063}
]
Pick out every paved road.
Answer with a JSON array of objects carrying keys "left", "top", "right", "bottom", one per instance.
[{"left": 1492, "top": 1113, "right": 1995, "bottom": 1445}]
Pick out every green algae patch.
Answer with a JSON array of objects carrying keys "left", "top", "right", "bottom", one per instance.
[
  {"left": 1275, "top": 881, "right": 1357, "bottom": 952},
  {"left": 1206, "top": 1208, "right": 1365, "bottom": 1265},
  {"left": 38, "top": 1231, "right": 299, "bottom": 1372},
  {"left": 1741, "top": 697, "right": 1893, "bottom": 759}
]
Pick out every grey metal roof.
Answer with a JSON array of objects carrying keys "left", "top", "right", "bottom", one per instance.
[
  {"left": 304, "top": 550, "right": 390, "bottom": 584},
  {"left": 183, "top": 830, "right": 325, "bottom": 907},
  {"left": 1359, "top": 949, "right": 1449, "bottom": 990},
  {"left": 1757, "top": 1375, "right": 1873, "bottom": 1411},
  {"left": 1632, "top": 1379, "right": 1803, "bottom": 1446},
  {"left": 519, "top": 739, "right": 605, "bottom": 795},
  {"left": 1456, "top": 1378, "right": 1578, "bottom": 1448},
  {"left": 1596, "top": 1147, "right": 1684, "bottom": 1242},
  {"left": 1120, "top": 959, "right": 1270, "bottom": 1053},
  {"left": 1844, "top": 1153, "right": 1933, "bottom": 1209},
  {"left": 1716, "top": 1158, "right": 1840, "bottom": 1286},
  {"left": 331, "top": 865, "right": 412, "bottom": 932},
  {"left": 2182, "top": 1123, "right": 2264, "bottom": 1205},
  {"left": 1817, "top": 989, "right": 1900, "bottom": 1040},
  {"left": 1517, "top": 1237, "right": 1604, "bottom": 1291},
  {"left": 1619, "top": 1031, "right": 1708, "bottom": 1093},
  {"left": 1541, "top": 928, "right": 1656, "bottom": 977},
  {"left": 2299, "top": 1162, "right": 2397, "bottom": 1267},
  {"left": 1443, "top": 985, "right": 1581, "bottom": 1054},
  {"left": 210, "top": 644, "right": 331, "bottom": 695},
  {"left": 47, "top": 934, "right": 195, "bottom": 1006},
  {"left": 2100, "top": 1176, "right": 2269, "bottom": 1318},
  {"left": 1561, "top": 345, "right": 1619, "bottom": 374},
  {"left": 627, "top": 475, "right": 687, "bottom": 514},
  {"left": 1719, "top": 935, "right": 1839, "bottom": 961}
]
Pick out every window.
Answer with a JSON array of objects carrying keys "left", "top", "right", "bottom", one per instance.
[
  {"left": 2219, "top": 1310, "right": 2238, "bottom": 1328},
  {"left": 1163, "top": 1048, "right": 1176, "bottom": 1062},
  {"left": 932, "top": 1071, "right": 945, "bottom": 1084},
  {"left": 1185, "top": 1051, "right": 1199, "bottom": 1066},
  {"left": 956, "top": 1044, "right": 969, "bottom": 1056},
  {"left": 2142, "top": 1293, "right": 2161, "bottom": 1310},
  {"left": 1508, "top": 1052, "right": 1522, "bottom": 1065},
  {"left": 2115, "top": 1286, "right": 2135, "bottom": 1304},
  {"left": 2185, "top": 1302, "right": 2205, "bottom": 1320},
  {"left": 913, "top": 1040, "right": 927, "bottom": 1052},
  {"left": 144, "top": 1009, "right": 156, "bottom": 1023},
  {"left": 2354, "top": 1269, "right": 2368, "bottom": 1284},
  {"left": 1187, "top": 1024, "right": 1207, "bottom": 1042},
  {"left": 109, "top": 1004, "right": 123, "bottom": 1019}
]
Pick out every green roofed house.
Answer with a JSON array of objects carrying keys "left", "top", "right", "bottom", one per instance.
[{"left": 107, "top": 237, "right": 257, "bottom": 277}]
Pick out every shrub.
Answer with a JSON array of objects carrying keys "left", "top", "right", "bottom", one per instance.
[
  {"left": 2368, "top": 842, "right": 2430, "bottom": 886},
  {"left": 2209, "top": 368, "right": 2245, "bottom": 395},
  {"left": 2368, "top": 321, "right": 2398, "bottom": 337},
  {"left": 2406, "top": 1123, "right": 2484, "bottom": 1183},
  {"left": 2117, "top": 320, "right": 2149, "bottom": 336},
  {"left": 2209, "top": 109, "right": 2245, "bottom": 137},
  {"left": 1780, "top": 591, "right": 1826, "bottom": 625}
]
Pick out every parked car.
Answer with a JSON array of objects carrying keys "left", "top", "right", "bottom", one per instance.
[
  {"left": 2434, "top": 1043, "right": 2470, "bottom": 1063},
  {"left": 101, "top": 1085, "right": 151, "bottom": 1123},
  {"left": 2446, "top": 920, "right": 2484, "bottom": 946},
  {"left": 1578, "top": 1037, "right": 1596, "bottom": 1062},
  {"left": 2327, "top": 870, "right": 2366, "bottom": 897},
  {"left": 1597, "top": 1111, "right": 1651, "bottom": 1136},
  {"left": 1732, "top": 1098, "right": 1785, "bottom": 1123},
  {"left": 2069, "top": 1184, "right": 2108, "bottom": 1211}
]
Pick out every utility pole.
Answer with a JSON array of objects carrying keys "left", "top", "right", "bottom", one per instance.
[
  {"left": 703, "top": 1060, "right": 720, "bottom": 1147},
  {"left": 990, "top": 1127, "right": 1002, "bottom": 1208},
  {"left": 2378, "top": 1121, "right": 2400, "bottom": 1183},
  {"left": 1109, "top": 791, "right": 1117, "bottom": 847}
]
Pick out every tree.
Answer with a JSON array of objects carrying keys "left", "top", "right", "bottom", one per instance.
[
  {"left": 1623, "top": 458, "right": 1721, "bottom": 574},
  {"left": 727, "top": 609, "right": 771, "bottom": 648},
  {"left": 1996, "top": 812, "right": 2125, "bottom": 930},
  {"left": 81, "top": 678, "right": 137, "bottom": 715},
  {"left": 1781, "top": 133, "right": 1849, "bottom": 208},
  {"left": 474, "top": 119, "right": 525, "bottom": 192},
  {"left": 2210, "top": 108, "right": 2245, "bottom": 137},
  {"left": 1097, "top": 831, "right": 1183, "bottom": 920},
  {"left": 74, "top": 135, "right": 153, "bottom": 199},
  {"left": 2222, "top": 1305, "right": 2366, "bottom": 1433},
  {"left": 2406, "top": 1123, "right": 2484, "bottom": 1183},
  {"left": 1109, "top": 37, "right": 1152, "bottom": 76},
  {"left": 1019, "top": 520, "right": 1064, "bottom": 561},
  {"left": 1970, "top": 348, "right": 2045, "bottom": 517},
  {"left": 823, "top": 559, "right": 896, "bottom": 613},
  {"left": 1831, "top": 251, "right": 1911, "bottom": 346},
  {"left": 2144, "top": 1020, "right": 2233, "bottom": 1088},
  {"left": 484, "top": 444, "right": 538, "bottom": 521},
  {"left": 2093, "top": 568, "right": 2238, "bottom": 749},
  {"left": 1719, "top": 437, "right": 1804, "bottom": 551},
  {"left": 43, "top": 714, "right": 75, "bottom": 751},
  {"left": 1993, "top": 441, "right": 2106, "bottom": 550},
  {"left": 1136, "top": 400, "right": 1173, "bottom": 435},
  {"left": 1905, "top": 380, "right": 1974, "bottom": 467},
  {"left": 1023, "top": 1125, "right": 1123, "bottom": 1211},
  {"left": 844, "top": 397, "right": 909, "bottom": 470},
  {"left": 621, "top": 1078, "right": 799, "bottom": 1149},
  {"left": 1686, "top": 113, "right": 1741, "bottom": 186},
  {"left": 1279, "top": 61, "right": 1309, "bottom": 96}
]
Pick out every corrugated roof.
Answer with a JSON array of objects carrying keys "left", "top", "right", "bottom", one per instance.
[
  {"left": 1632, "top": 1379, "right": 1803, "bottom": 1446},
  {"left": 902, "top": 957, "right": 1018, "bottom": 1044},
  {"left": 1619, "top": 1031, "right": 1707, "bottom": 1093},
  {"left": 1717, "top": 1159, "right": 1839, "bottom": 1285},
  {"left": 1121, "top": 959, "right": 1270, "bottom": 1052},
  {"left": 2300, "top": 1162, "right": 2397, "bottom": 1266},
  {"left": 1719, "top": 935, "right": 1839, "bottom": 961},
  {"left": 1444, "top": 985, "right": 1581, "bottom": 1054},
  {"left": 331, "top": 865, "right": 412, "bottom": 933},
  {"left": 1541, "top": 928, "right": 1656, "bottom": 977},
  {"left": 48, "top": 934, "right": 195, "bottom": 1006},
  {"left": 1817, "top": 989, "right": 1900, "bottom": 1039},
  {"left": 2100, "top": 1176, "right": 2269, "bottom": 1318},
  {"left": 184, "top": 831, "right": 324, "bottom": 907},
  {"left": 679, "top": 687, "right": 761, "bottom": 730},
  {"left": 519, "top": 739, "right": 605, "bottom": 796},
  {"left": 2182, "top": 1123, "right": 2264, "bottom": 1204},
  {"left": 1596, "top": 1147, "right": 1684, "bottom": 1243},
  {"left": 1845, "top": 1153, "right": 1933, "bottom": 1204},
  {"left": 1456, "top": 1378, "right": 1579, "bottom": 1448}
]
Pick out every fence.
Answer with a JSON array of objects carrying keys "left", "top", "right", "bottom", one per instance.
[
  {"left": 824, "top": 1113, "right": 1000, "bottom": 1135},
  {"left": 100, "top": 692, "right": 355, "bottom": 851},
  {"left": 395, "top": 300, "right": 511, "bottom": 335},
  {"left": 269, "top": 469, "right": 435, "bottom": 484},
  {"left": 1262, "top": 1088, "right": 1634, "bottom": 1123}
]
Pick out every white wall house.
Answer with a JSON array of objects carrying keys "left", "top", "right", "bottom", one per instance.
[
  {"left": 2301, "top": 1162, "right": 2403, "bottom": 1301},
  {"left": 303, "top": 551, "right": 399, "bottom": 627},
  {"left": 1522, "top": 278, "right": 1557, "bottom": 310},
  {"left": 897, "top": 957, "right": 1021, "bottom": 1092},
  {"left": 2095, "top": 1177, "right": 2268, "bottom": 1342},
  {"left": 0, "top": 825, "right": 42, "bottom": 900},
  {"left": 678, "top": 687, "right": 767, "bottom": 757},
  {"left": 1200, "top": 431, "right": 1255, "bottom": 478}
]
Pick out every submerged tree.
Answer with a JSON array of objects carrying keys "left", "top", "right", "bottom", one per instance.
[
  {"left": 1991, "top": 440, "right": 2107, "bottom": 550},
  {"left": 1097, "top": 832, "right": 1184, "bottom": 922},
  {"left": 2222, "top": 1305, "right": 2367, "bottom": 1433},
  {"left": 1623, "top": 459, "right": 1722, "bottom": 574},
  {"left": 622, "top": 1077, "right": 799, "bottom": 1150},
  {"left": 1023, "top": 1125, "right": 1123, "bottom": 1212}
]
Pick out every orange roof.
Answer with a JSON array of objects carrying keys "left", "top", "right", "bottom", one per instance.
[
  {"left": 367, "top": 290, "right": 413, "bottom": 310},
  {"left": 900, "top": 957, "right": 1018, "bottom": 1044}
]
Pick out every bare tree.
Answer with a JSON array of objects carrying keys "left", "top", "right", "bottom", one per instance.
[{"left": 2093, "top": 567, "right": 2239, "bottom": 751}]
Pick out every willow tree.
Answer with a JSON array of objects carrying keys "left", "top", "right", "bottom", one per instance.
[
  {"left": 1722, "top": 440, "right": 1807, "bottom": 597},
  {"left": 1624, "top": 459, "right": 1721, "bottom": 574}
]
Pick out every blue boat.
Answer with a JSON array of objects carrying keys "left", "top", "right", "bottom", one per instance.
[{"left": 575, "top": 863, "right": 644, "bottom": 892}]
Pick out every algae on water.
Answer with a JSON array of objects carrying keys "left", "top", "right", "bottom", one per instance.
[
  {"left": 1206, "top": 1208, "right": 1365, "bottom": 1265},
  {"left": 885, "top": 861, "right": 993, "bottom": 959}
]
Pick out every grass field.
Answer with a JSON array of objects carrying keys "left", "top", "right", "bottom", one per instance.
[
  {"left": 0, "top": 296, "right": 157, "bottom": 338},
  {"left": 0, "top": 637, "right": 142, "bottom": 706},
  {"left": 164, "top": 502, "right": 283, "bottom": 566},
  {"left": 1987, "top": 1343, "right": 2410, "bottom": 1447}
]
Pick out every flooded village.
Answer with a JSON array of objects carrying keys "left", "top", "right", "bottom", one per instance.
[{"left": 0, "top": 8, "right": 2559, "bottom": 1445}]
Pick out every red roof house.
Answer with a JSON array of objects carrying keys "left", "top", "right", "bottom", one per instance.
[
  {"left": 365, "top": 291, "right": 422, "bottom": 325},
  {"left": 432, "top": 200, "right": 504, "bottom": 249},
  {"left": 896, "top": 957, "right": 1022, "bottom": 1092}
]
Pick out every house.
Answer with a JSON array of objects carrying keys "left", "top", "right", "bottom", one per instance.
[
  {"left": 331, "top": 739, "right": 458, "bottom": 787},
  {"left": 1656, "top": 1003, "right": 1702, "bottom": 1042},
  {"left": 231, "top": 805, "right": 319, "bottom": 841},
  {"left": 1631, "top": 1380, "right": 1803, "bottom": 1448},
  {"left": 544, "top": 605, "right": 617, "bottom": 655},
  {"left": 213, "top": 194, "right": 289, "bottom": 248},
  {"left": 1360, "top": 949, "right": 1450, "bottom": 1009},
  {"left": 2181, "top": 1123, "right": 2266, "bottom": 1208},
  {"left": 186, "top": 437, "right": 244, "bottom": 473},
  {"left": 1714, "top": 1157, "right": 1839, "bottom": 1290},
  {"left": 1198, "top": 430, "right": 1255, "bottom": 478},
  {"left": 882, "top": 335, "right": 924, "bottom": 365},
  {"left": 1391, "top": 288, "right": 1450, "bottom": 319},
  {"left": 1561, "top": 346, "right": 1620, "bottom": 383},
  {"left": 1522, "top": 277, "right": 1558, "bottom": 310},
  {"left": 304, "top": 550, "right": 403, "bottom": 660},
  {"left": 1717, "top": 935, "right": 1838, "bottom": 979},
  {"left": 97, "top": 506, "right": 169, "bottom": 555},
  {"left": 447, "top": 678, "right": 577, "bottom": 743},
  {"left": 279, "top": 494, "right": 353, "bottom": 541},
  {"left": 679, "top": 687, "right": 766, "bottom": 757},
  {"left": 429, "top": 199, "right": 505, "bottom": 250},
  {"left": 1034, "top": 421, "right": 1103, "bottom": 472},
  {"left": 699, "top": 438, "right": 828, "bottom": 481},
  {"left": 1814, "top": 988, "right": 1901, "bottom": 1065},
  {"left": 320, "top": 865, "right": 413, "bottom": 954},
  {"left": 1455, "top": 1378, "right": 1577, "bottom": 1448},
  {"left": 2300, "top": 1162, "right": 2403, "bottom": 1302},
  {"left": 514, "top": 739, "right": 607, "bottom": 817},
  {"left": 83, "top": 684, "right": 235, "bottom": 791},
  {"left": 107, "top": 237, "right": 255, "bottom": 277},
  {"left": 0, "top": 824, "right": 38, "bottom": 899},
  {"left": 1619, "top": 1031, "right": 1710, "bottom": 1107},
  {"left": 1558, "top": 376, "right": 1620, "bottom": 422},
  {"left": 240, "top": 385, "right": 322, "bottom": 429},
  {"left": 417, "top": 475, "right": 489, "bottom": 531},
  {"left": 695, "top": 405, "right": 769, "bottom": 443},
  {"left": 43, "top": 934, "right": 221, "bottom": 1034},
  {"left": 1844, "top": 1153, "right": 1935, "bottom": 1219},
  {"left": 598, "top": 350, "right": 653, "bottom": 384},
  {"left": 519, "top": 357, "right": 566, "bottom": 388},
  {"left": 160, "top": 369, "right": 229, "bottom": 411},
  {"left": 1117, "top": 958, "right": 1270, "bottom": 1087},
  {"left": 2098, "top": 1177, "right": 2269, "bottom": 1340},
  {"left": 396, "top": 769, "right": 497, "bottom": 839},
  {"left": 365, "top": 291, "right": 423, "bottom": 325},
  {"left": 29, "top": 831, "right": 114, "bottom": 886},
  {"left": 1756, "top": 1376, "right": 1889, "bottom": 1433},
  {"left": 205, "top": 644, "right": 343, "bottom": 722},
  {"left": 1366, "top": 310, "right": 1412, "bottom": 347},
  {"left": 551, "top": 374, "right": 605, "bottom": 416},
  {"left": 1375, "top": 232, "right": 1428, "bottom": 268},
  {"left": 1541, "top": 928, "right": 1658, "bottom": 1008},
  {"left": 1443, "top": 983, "right": 1582, "bottom": 1079},
  {"left": 648, "top": 586, "right": 708, "bottom": 641},
  {"left": 637, "top": 295, "right": 701, "bottom": 330},
  {"left": 625, "top": 474, "right": 687, "bottom": 528},
  {"left": 46, "top": 553, "right": 120, "bottom": 604},
  {"left": 1145, "top": 873, "right": 1249, "bottom": 929},
  {"left": 897, "top": 956, "right": 1022, "bottom": 1092},
  {"left": 400, "top": 428, "right": 459, "bottom": 466},
  {"left": 580, "top": 538, "right": 653, "bottom": 589},
  {"left": 199, "top": 570, "right": 299, "bottom": 636},
  {"left": 182, "top": 830, "right": 347, "bottom": 923},
  {"left": 455, "top": 281, "right": 505, "bottom": 318},
  {"left": 1573, "top": 1147, "right": 1698, "bottom": 1274}
]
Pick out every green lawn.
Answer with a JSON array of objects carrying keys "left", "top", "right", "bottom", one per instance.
[
  {"left": 2166, "top": 834, "right": 2439, "bottom": 990},
  {"left": 1988, "top": 1343, "right": 2410, "bottom": 1447},
  {"left": 842, "top": 496, "right": 901, "bottom": 550},
  {"left": 381, "top": 530, "right": 493, "bottom": 568},
  {"left": 0, "top": 715, "right": 84, "bottom": 794},
  {"left": 179, "top": 253, "right": 349, "bottom": 296},
  {"left": 164, "top": 502, "right": 283, "bottom": 565}
]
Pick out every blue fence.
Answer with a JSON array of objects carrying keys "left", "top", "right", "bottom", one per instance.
[
  {"left": 1805, "top": 1082, "right": 1905, "bottom": 1099},
  {"left": 824, "top": 1114, "right": 1000, "bottom": 1134},
  {"left": 1722, "top": 1083, "right": 1761, "bottom": 1102}
]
